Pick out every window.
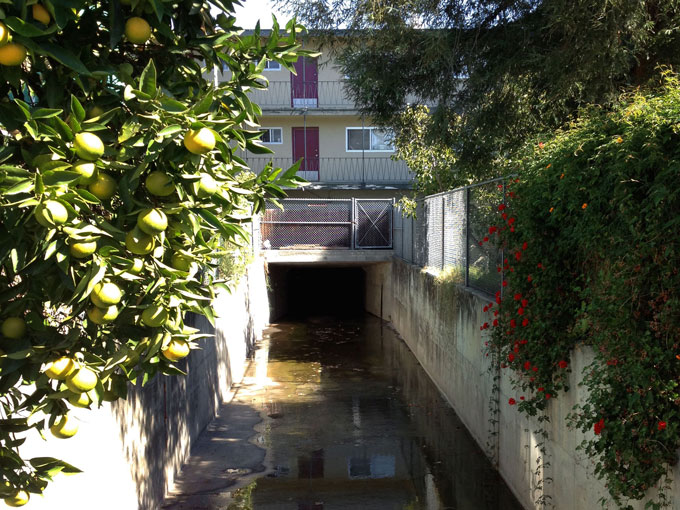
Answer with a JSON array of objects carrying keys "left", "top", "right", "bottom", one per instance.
[
  {"left": 264, "top": 60, "right": 281, "bottom": 71},
  {"left": 346, "top": 127, "right": 393, "bottom": 152},
  {"left": 260, "top": 127, "right": 282, "bottom": 144}
]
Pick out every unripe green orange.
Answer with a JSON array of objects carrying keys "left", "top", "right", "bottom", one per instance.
[
  {"left": 50, "top": 414, "right": 78, "bottom": 439},
  {"left": 183, "top": 128, "right": 216, "bottom": 154},
  {"left": 74, "top": 132, "right": 104, "bottom": 161},
  {"left": 129, "top": 258, "right": 144, "bottom": 274},
  {"left": 88, "top": 173, "right": 117, "bottom": 200},
  {"left": 35, "top": 200, "right": 68, "bottom": 227},
  {"left": 0, "top": 22, "right": 9, "bottom": 46},
  {"left": 86, "top": 305, "right": 119, "bottom": 325},
  {"left": 32, "top": 4, "right": 51, "bottom": 25},
  {"left": 1, "top": 317, "right": 26, "bottom": 339},
  {"left": 70, "top": 239, "right": 97, "bottom": 259},
  {"left": 137, "top": 208, "right": 168, "bottom": 235},
  {"left": 170, "top": 252, "right": 192, "bottom": 272},
  {"left": 0, "top": 43, "right": 27, "bottom": 66},
  {"left": 65, "top": 367, "right": 98, "bottom": 392},
  {"left": 91, "top": 282, "right": 122, "bottom": 307},
  {"left": 162, "top": 338, "right": 190, "bottom": 362},
  {"left": 145, "top": 171, "right": 175, "bottom": 197},
  {"left": 4, "top": 489, "right": 29, "bottom": 507},
  {"left": 44, "top": 357, "right": 75, "bottom": 380},
  {"left": 125, "top": 17, "right": 151, "bottom": 44},
  {"left": 197, "top": 173, "right": 218, "bottom": 198},
  {"left": 68, "top": 390, "right": 96, "bottom": 408},
  {"left": 125, "top": 228, "right": 155, "bottom": 255},
  {"left": 141, "top": 304, "right": 168, "bottom": 327},
  {"left": 73, "top": 160, "right": 97, "bottom": 185}
]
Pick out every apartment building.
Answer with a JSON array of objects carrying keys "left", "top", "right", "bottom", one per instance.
[{"left": 221, "top": 33, "right": 413, "bottom": 200}]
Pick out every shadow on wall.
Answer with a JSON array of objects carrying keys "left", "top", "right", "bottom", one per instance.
[{"left": 108, "top": 264, "right": 267, "bottom": 510}]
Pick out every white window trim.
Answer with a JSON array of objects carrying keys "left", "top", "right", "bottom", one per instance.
[
  {"left": 260, "top": 127, "right": 283, "bottom": 144},
  {"left": 345, "top": 127, "right": 394, "bottom": 153},
  {"left": 264, "top": 61, "right": 281, "bottom": 71}
]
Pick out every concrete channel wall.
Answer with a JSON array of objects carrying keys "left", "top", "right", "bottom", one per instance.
[
  {"left": 20, "top": 256, "right": 269, "bottom": 510},
  {"left": 366, "top": 257, "right": 679, "bottom": 510}
]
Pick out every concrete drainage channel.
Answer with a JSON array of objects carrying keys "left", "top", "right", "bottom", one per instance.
[{"left": 162, "top": 315, "right": 523, "bottom": 509}]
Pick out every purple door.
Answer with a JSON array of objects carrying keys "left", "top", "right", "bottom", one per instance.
[
  {"left": 291, "top": 57, "right": 318, "bottom": 107},
  {"left": 292, "top": 127, "right": 319, "bottom": 177}
]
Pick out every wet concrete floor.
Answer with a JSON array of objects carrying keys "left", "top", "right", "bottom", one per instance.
[{"left": 163, "top": 315, "right": 523, "bottom": 510}]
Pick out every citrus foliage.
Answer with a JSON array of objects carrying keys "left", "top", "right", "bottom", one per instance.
[
  {"left": 0, "top": 0, "right": 309, "bottom": 501},
  {"left": 485, "top": 74, "right": 680, "bottom": 507}
]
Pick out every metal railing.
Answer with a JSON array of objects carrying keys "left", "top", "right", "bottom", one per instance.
[
  {"left": 247, "top": 81, "right": 355, "bottom": 109},
  {"left": 260, "top": 198, "right": 394, "bottom": 250},
  {"left": 244, "top": 157, "right": 413, "bottom": 185},
  {"left": 394, "top": 177, "right": 507, "bottom": 296}
]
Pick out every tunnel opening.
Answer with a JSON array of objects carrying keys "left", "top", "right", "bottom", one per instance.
[{"left": 268, "top": 265, "right": 367, "bottom": 320}]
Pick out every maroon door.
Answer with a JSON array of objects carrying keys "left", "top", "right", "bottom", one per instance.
[
  {"left": 292, "top": 127, "right": 319, "bottom": 176},
  {"left": 291, "top": 57, "right": 318, "bottom": 107}
]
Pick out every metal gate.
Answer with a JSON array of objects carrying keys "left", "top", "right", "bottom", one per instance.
[
  {"left": 354, "top": 199, "right": 393, "bottom": 249},
  {"left": 260, "top": 198, "right": 393, "bottom": 250}
]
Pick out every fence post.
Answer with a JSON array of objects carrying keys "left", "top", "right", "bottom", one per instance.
[
  {"left": 441, "top": 196, "right": 446, "bottom": 270},
  {"left": 465, "top": 187, "right": 470, "bottom": 287},
  {"left": 351, "top": 197, "right": 356, "bottom": 249}
]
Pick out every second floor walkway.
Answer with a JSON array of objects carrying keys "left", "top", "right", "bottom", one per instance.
[{"left": 243, "top": 156, "right": 413, "bottom": 188}]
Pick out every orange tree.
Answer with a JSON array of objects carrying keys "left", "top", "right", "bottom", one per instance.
[{"left": 0, "top": 0, "right": 309, "bottom": 503}]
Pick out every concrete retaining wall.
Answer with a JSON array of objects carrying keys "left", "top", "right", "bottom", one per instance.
[
  {"left": 20, "top": 256, "right": 269, "bottom": 510},
  {"left": 369, "top": 257, "right": 679, "bottom": 510}
]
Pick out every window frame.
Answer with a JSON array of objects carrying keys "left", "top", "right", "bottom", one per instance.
[
  {"left": 259, "top": 127, "right": 283, "bottom": 145},
  {"left": 264, "top": 60, "right": 282, "bottom": 71},
  {"left": 345, "top": 127, "right": 394, "bottom": 153}
]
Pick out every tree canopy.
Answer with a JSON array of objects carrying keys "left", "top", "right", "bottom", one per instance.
[
  {"left": 0, "top": 0, "right": 307, "bottom": 503},
  {"left": 277, "top": 0, "right": 680, "bottom": 188}
]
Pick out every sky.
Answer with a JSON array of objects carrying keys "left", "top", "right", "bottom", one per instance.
[{"left": 232, "top": 0, "right": 289, "bottom": 29}]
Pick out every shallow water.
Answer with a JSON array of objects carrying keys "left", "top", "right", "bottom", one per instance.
[{"left": 244, "top": 315, "right": 523, "bottom": 510}]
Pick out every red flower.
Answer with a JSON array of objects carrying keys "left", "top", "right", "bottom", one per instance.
[
  {"left": 658, "top": 421, "right": 667, "bottom": 431},
  {"left": 478, "top": 242, "right": 483, "bottom": 246},
  {"left": 510, "top": 226, "right": 515, "bottom": 232},
  {"left": 483, "top": 236, "right": 489, "bottom": 242},
  {"left": 494, "top": 310, "right": 499, "bottom": 317},
  {"left": 545, "top": 393, "right": 551, "bottom": 399},
  {"left": 518, "top": 308, "right": 525, "bottom": 315},
  {"left": 524, "top": 361, "right": 531, "bottom": 370},
  {"left": 519, "top": 339, "right": 527, "bottom": 345},
  {"left": 497, "top": 266, "right": 502, "bottom": 272},
  {"left": 493, "top": 319, "right": 499, "bottom": 327},
  {"left": 538, "top": 142, "right": 544, "bottom": 149},
  {"left": 594, "top": 418, "right": 605, "bottom": 435},
  {"left": 489, "top": 226, "right": 498, "bottom": 234},
  {"left": 537, "top": 263, "right": 543, "bottom": 269},
  {"left": 483, "top": 305, "right": 489, "bottom": 312},
  {"left": 558, "top": 360, "right": 568, "bottom": 369},
  {"left": 508, "top": 398, "right": 516, "bottom": 405},
  {"left": 514, "top": 293, "right": 521, "bottom": 301},
  {"left": 496, "top": 296, "right": 502, "bottom": 305},
  {"left": 510, "top": 319, "right": 516, "bottom": 328},
  {"left": 527, "top": 275, "right": 533, "bottom": 282},
  {"left": 502, "top": 213, "right": 508, "bottom": 220},
  {"left": 515, "top": 251, "right": 522, "bottom": 261},
  {"left": 522, "top": 318, "right": 529, "bottom": 327},
  {"left": 508, "top": 217, "right": 516, "bottom": 225},
  {"left": 498, "top": 204, "right": 506, "bottom": 211},
  {"left": 537, "top": 387, "right": 544, "bottom": 392},
  {"left": 520, "top": 396, "right": 525, "bottom": 400},
  {"left": 496, "top": 291, "right": 501, "bottom": 298},
  {"left": 508, "top": 353, "right": 515, "bottom": 362},
  {"left": 521, "top": 299, "right": 528, "bottom": 307},
  {"left": 522, "top": 241, "right": 528, "bottom": 251},
  {"left": 502, "top": 280, "right": 508, "bottom": 287},
  {"left": 532, "top": 366, "right": 538, "bottom": 372}
]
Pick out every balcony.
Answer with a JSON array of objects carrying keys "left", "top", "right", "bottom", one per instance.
[
  {"left": 243, "top": 157, "right": 413, "bottom": 187},
  {"left": 247, "top": 81, "right": 355, "bottom": 111}
]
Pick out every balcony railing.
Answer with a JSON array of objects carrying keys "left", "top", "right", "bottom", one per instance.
[
  {"left": 247, "top": 81, "right": 355, "bottom": 109},
  {"left": 243, "top": 157, "right": 413, "bottom": 186}
]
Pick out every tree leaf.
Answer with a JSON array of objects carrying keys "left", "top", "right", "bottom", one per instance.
[{"left": 139, "top": 59, "right": 157, "bottom": 97}]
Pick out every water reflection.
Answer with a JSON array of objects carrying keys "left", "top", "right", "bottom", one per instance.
[{"left": 246, "top": 315, "right": 522, "bottom": 510}]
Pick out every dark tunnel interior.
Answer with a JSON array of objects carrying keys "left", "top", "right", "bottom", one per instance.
[{"left": 268, "top": 266, "right": 366, "bottom": 320}]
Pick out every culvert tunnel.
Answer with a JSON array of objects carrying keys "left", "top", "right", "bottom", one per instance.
[{"left": 267, "top": 264, "right": 373, "bottom": 320}]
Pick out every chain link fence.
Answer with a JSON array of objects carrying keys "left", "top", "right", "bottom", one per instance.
[{"left": 398, "top": 177, "right": 507, "bottom": 296}]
